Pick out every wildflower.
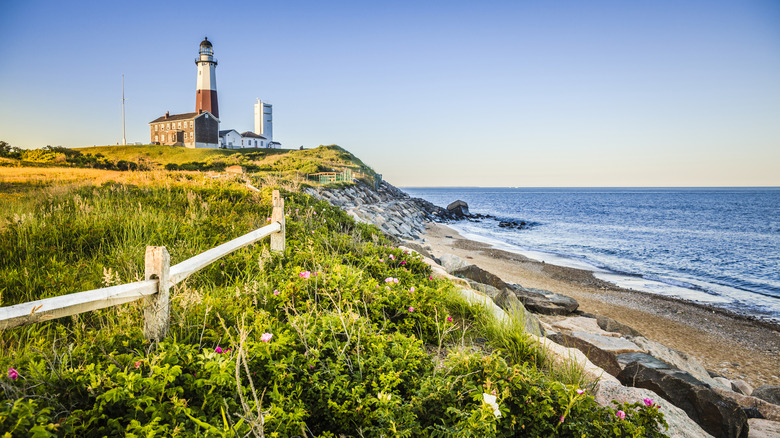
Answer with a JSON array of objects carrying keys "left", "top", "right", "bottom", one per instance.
[
  {"left": 616, "top": 410, "right": 626, "bottom": 420},
  {"left": 299, "top": 271, "right": 311, "bottom": 279},
  {"left": 134, "top": 361, "right": 142, "bottom": 369},
  {"left": 379, "top": 259, "right": 384, "bottom": 263},
  {"left": 408, "top": 307, "right": 414, "bottom": 312},
  {"left": 8, "top": 367, "right": 18, "bottom": 380},
  {"left": 393, "top": 278, "right": 399, "bottom": 284},
  {"left": 215, "top": 346, "right": 224, "bottom": 354},
  {"left": 559, "top": 415, "right": 565, "bottom": 423},
  {"left": 295, "top": 208, "right": 299, "bottom": 212},
  {"left": 482, "top": 393, "right": 502, "bottom": 418},
  {"left": 410, "top": 287, "right": 415, "bottom": 292},
  {"left": 385, "top": 277, "right": 394, "bottom": 283},
  {"left": 447, "top": 316, "right": 453, "bottom": 322},
  {"left": 267, "top": 217, "right": 271, "bottom": 221},
  {"left": 577, "top": 389, "right": 586, "bottom": 395},
  {"left": 260, "top": 333, "right": 273, "bottom": 342},
  {"left": 400, "top": 260, "right": 406, "bottom": 265},
  {"left": 389, "top": 254, "right": 395, "bottom": 260},
  {"left": 429, "top": 275, "right": 433, "bottom": 280},
  {"left": 643, "top": 398, "right": 654, "bottom": 406}
]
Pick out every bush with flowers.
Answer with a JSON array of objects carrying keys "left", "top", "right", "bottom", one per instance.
[{"left": 0, "top": 169, "right": 667, "bottom": 436}]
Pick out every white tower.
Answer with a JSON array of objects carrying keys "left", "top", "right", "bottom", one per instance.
[
  {"left": 253, "top": 99, "right": 273, "bottom": 143},
  {"left": 195, "top": 37, "right": 219, "bottom": 118}
]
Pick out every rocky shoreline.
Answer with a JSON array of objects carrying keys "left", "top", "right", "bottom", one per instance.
[{"left": 305, "top": 179, "right": 780, "bottom": 437}]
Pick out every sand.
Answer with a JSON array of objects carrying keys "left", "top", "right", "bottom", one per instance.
[{"left": 420, "top": 223, "right": 780, "bottom": 388}]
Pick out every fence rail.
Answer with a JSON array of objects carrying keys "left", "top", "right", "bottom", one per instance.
[{"left": 0, "top": 190, "right": 286, "bottom": 341}]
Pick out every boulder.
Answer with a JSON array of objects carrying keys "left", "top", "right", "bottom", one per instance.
[
  {"left": 631, "top": 336, "right": 731, "bottom": 391},
  {"left": 595, "top": 380, "right": 716, "bottom": 438},
  {"left": 596, "top": 315, "right": 643, "bottom": 337},
  {"left": 547, "top": 332, "right": 622, "bottom": 377},
  {"left": 552, "top": 316, "right": 614, "bottom": 336},
  {"left": 618, "top": 361, "right": 749, "bottom": 438},
  {"left": 452, "top": 264, "right": 511, "bottom": 291},
  {"left": 447, "top": 200, "right": 469, "bottom": 217},
  {"left": 570, "top": 332, "right": 646, "bottom": 354},
  {"left": 712, "top": 388, "right": 780, "bottom": 422},
  {"left": 438, "top": 253, "right": 469, "bottom": 273},
  {"left": 732, "top": 380, "right": 754, "bottom": 397},
  {"left": 493, "top": 288, "right": 545, "bottom": 336},
  {"left": 752, "top": 386, "right": 780, "bottom": 406},
  {"left": 510, "top": 285, "right": 579, "bottom": 315},
  {"left": 463, "top": 279, "right": 502, "bottom": 300},
  {"left": 747, "top": 419, "right": 780, "bottom": 437}
]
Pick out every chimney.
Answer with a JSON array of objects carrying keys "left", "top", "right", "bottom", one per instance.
[{"left": 165, "top": 111, "right": 170, "bottom": 118}]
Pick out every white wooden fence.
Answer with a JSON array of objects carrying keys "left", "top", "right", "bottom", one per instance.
[{"left": 0, "top": 190, "right": 286, "bottom": 341}]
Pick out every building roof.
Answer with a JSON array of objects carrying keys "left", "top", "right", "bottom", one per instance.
[
  {"left": 219, "top": 129, "right": 239, "bottom": 137},
  {"left": 200, "top": 37, "right": 212, "bottom": 48},
  {"left": 240, "top": 131, "right": 266, "bottom": 139},
  {"left": 149, "top": 112, "right": 198, "bottom": 123},
  {"left": 149, "top": 111, "right": 219, "bottom": 124}
]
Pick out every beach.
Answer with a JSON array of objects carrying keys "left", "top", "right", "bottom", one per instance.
[{"left": 421, "top": 222, "right": 780, "bottom": 388}]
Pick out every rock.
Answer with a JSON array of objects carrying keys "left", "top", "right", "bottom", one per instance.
[
  {"left": 547, "top": 332, "right": 622, "bottom": 377},
  {"left": 752, "top": 386, "right": 780, "bottom": 406},
  {"left": 452, "top": 264, "right": 511, "bottom": 291},
  {"left": 617, "top": 352, "right": 675, "bottom": 371},
  {"left": 570, "top": 332, "right": 646, "bottom": 354},
  {"left": 594, "top": 380, "right": 715, "bottom": 438},
  {"left": 732, "top": 380, "right": 754, "bottom": 397},
  {"left": 552, "top": 316, "right": 614, "bottom": 336},
  {"left": 447, "top": 200, "right": 469, "bottom": 217},
  {"left": 510, "top": 285, "right": 579, "bottom": 315},
  {"left": 715, "top": 377, "right": 735, "bottom": 391},
  {"left": 596, "top": 315, "right": 643, "bottom": 337},
  {"left": 493, "top": 288, "right": 545, "bottom": 336},
  {"left": 438, "top": 253, "right": 468, "bottom": 273},
  {"left": 618, "top": 361, "right": 749, "bottom": 438},
  {"left": 631, "top": 336, "right": 731, "bottom": 391},
  {"left": 747, "top": 418, "right": 780, "bottom": 437},
  {"left": 463, "top": 279, "right": 502, "bottom": 300}
]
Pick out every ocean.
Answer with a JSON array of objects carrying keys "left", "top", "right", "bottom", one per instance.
[{"left": 402, "top": 187, "right": 780, "bottom": 323}]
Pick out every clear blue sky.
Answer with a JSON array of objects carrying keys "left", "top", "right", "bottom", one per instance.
[{"left": 1, "top": 0, "right": 779, "bottom": 187}]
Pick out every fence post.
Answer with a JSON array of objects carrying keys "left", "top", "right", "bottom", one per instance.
[
  {"left": 271, "top": 190, "right": 285, "bottom": 253},
  {"left": 144, "top": 246, "right": 171, "bottom": 342}
]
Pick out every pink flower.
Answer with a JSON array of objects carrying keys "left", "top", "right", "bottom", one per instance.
[
  {"left": 134, "top": 361, "right": 142, "bottom": 369},
  {"left": 215, "top": 346, "right": 224, "bottom": 354},
  {"left": 616, "top": 410, "right": 626, "bottom": 420},
  {"left": 410, "top": 287, "right": 415, "bottom": 292},
  {"left": 429, "top": 276, "right": 433, "bottom": 280},
  {"left": 393, "top": 278, "right": 399, "bottom": 284},
  {"left": 260, "top": 333, "right": 273, "bottom": 342},
  {"left": 559, "top": 415, "right": 565, "bottom": 423},
  {"left": 8, "top": 367, "right": 18, "bottom": 380},
  {"left": 643, "top": 398, "right": 654, "bottom": 406},
  {"left": 577, "top": 389, "right": 585, "bottom": 395},
  {"left": 408, "top": 307, "right": 414, "bottom": 312},
  {"left": 447, "top": 316, "right": 453, "bottom": 322},
  {"left": 226, "top": 348, "right": 232, "bottom": 352},
  {"left": 273, "top": 289, "right": 280, "bottom": 296},
  {"left": 295, "top": 208, "right": 299, "bottom": 212},
  {"left": 385, "top": 277, "right": 394, "bottom": 283},
  {"left": 401, "top": 260, "right": 407, "bottom": 265},
  {"left": 299, "top": 271, "right": 311, "bottom": 279},
  {"left": 389, "top": 254, "right": 395, "bottom": 260},
  {"left": 379, "top": 259, "right": 384, "bottom": 263},
  {"left": 267, "top": 217, "right": 271, "bottom": 221}
]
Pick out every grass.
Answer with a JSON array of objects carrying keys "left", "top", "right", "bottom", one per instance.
[{"left": 0, "top": 161, "right": 668, "bottom": 437}]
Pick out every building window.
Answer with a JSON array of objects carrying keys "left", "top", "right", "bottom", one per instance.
[
  {"left": 154, "top": 125, "right": 158, "bottom": 132},
  {"left": 178, "top": 122, "right": 181, "bottom": 129},
  {"left": 155, "top": 135, "right": 158, "bottom": 142},
  {"left": 190, "top": 121, "right": 193, "bottom": 128},
  {"left": 166, "top": 123, "right": 170, "bottom": 130}
]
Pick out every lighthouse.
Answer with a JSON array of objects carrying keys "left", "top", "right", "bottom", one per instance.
[{"left": 195, "top": 37, "right": 219, "bottom": 118}]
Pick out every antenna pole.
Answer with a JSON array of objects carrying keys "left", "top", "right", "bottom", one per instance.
[{"left": 121, "top": 75, "right": 127, "bottom": 145}]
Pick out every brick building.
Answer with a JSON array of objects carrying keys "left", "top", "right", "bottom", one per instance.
[{"left": 149, "top": 110, "right": 219, "bottom": 148}]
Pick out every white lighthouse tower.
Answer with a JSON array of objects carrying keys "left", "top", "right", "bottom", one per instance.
[
  {"left": 254, "top": 99, "right": 272, "bottom": 143},
  {"left": 195, "top": 37, "right": 219, "bottom": 118}
]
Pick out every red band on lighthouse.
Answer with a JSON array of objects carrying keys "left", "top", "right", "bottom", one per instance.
[{"left": 196, "top": 90, "right": 219, "bottom": 118}]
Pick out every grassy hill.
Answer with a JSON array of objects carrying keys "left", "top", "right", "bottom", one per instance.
[{"left": 0, "top": 151, "right": 666, "bottom": 437}]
